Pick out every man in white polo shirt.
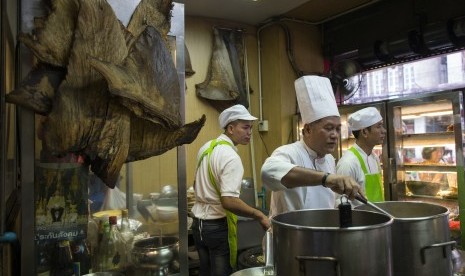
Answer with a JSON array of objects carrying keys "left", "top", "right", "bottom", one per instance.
[{"left": 191, "top": 104, "right": 270, "bottom": 276}]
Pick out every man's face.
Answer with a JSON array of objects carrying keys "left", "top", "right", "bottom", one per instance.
[
  {"left": 365, "top": 120, "right": 386, "bottom": 146},
  {"left": 304, "top": 116, "right": 341, "bottom": 157},
  {"left": 227, "top": 120, "right": 254, "bottom": 145}
]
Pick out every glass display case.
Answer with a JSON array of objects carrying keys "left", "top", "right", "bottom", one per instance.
[
  {"left": 387, "top": 90, "right": 465, "bottom": 246},
  {"left": 399, "top": 101, "right": 457, "bottom": 199}
]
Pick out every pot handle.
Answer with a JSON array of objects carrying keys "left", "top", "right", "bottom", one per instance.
[
  {"left": 295, "top": 255, "right": 341, "bottom": 276},
  {"left": 263, "top": 230, "right": 274, "bottom": 275},
  {"left": 420, "top": 240, "right": 456, "bottom": 264}
]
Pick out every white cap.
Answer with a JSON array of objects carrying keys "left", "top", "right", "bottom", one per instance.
[
  {"left": 295, "top": 76, "right": 340, "bottom": 124},
  {"left": 348, "top": 107, "right": 383, "bottom": 131},
  {"left": 219, "top": 104, "right": 257, "bottom": 128}
]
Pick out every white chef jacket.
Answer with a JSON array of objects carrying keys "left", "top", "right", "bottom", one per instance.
[
  {"left": 261, "top": 140, "right": 336, "bottom": 218},
  {"left": 336, "top": 143, "right": 381, "bottom": 207},
  {"left": 191, "top": 134, "right": 243, "bottom": 220}
]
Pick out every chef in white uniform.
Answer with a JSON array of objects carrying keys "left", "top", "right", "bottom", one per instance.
[
  {"left": 261, "top": 75, "right": 362, "bottom": 218},
  {"left": 336, "top": 107, "right": 386, "bottom": 207}
]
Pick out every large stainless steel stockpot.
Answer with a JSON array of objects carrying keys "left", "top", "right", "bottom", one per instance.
[
  {"left": 271, "top": 209, "right": 393, "bottom": 276},
  {"left": 356, "top": 201, "right": 454, "bottom": 276}
]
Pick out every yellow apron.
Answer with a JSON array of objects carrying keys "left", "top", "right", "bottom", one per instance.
[
  {"left": 196, "top": 139, "right": 238, "bottom": 269},
  {"left": 349, "top": 147, "right": 384, "bottom": 202}
]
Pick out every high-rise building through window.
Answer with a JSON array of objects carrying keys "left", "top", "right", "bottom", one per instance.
[{"left": 344, "top": 50, "right": 465, "bottom": 104}]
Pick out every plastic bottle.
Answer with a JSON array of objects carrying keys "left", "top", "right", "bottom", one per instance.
[
  {"left": 120, "top": 209, "right": 134, "bottom": 267},
  {"left": 96, "top": 216, "right": 124, "bottom": 272}
]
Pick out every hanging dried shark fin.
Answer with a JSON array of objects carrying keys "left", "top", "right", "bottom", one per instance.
[
  {"left": 18, "top": 0, "right": 79, "bottom": 67},
  {"left": 89, "top": 25, "right": 181, "bottom": 129},
  {"left": 43, "top": 0, "right": 130, "bottom": 188},
  {"left": 222, "top": 30, "right": 248, "bottom": 107},
  {"left": 185, "top": 43, "right": 195, "bottom": 77},
  {"left": 195, "top": 28, "right": 248, "bottom": 111},
  {"left": 127, "top": 114, "right": 206, "bottom": 162},
  {"left": 8, "top": 0, "right": 78, "bottom": 114},
  {"left": 127, "top": 0, "right": 172, "bottom": 39},
  {"left": 5, "top": 62, "right": 66, "bottom": 115}
]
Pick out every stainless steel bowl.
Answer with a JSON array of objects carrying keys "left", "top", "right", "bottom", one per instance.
[
  {"left": 131, "top": 236, "right": 179, "bottom": 271},
  {"left": 406, "top": 181, "right": 441, "bottom": 196}
]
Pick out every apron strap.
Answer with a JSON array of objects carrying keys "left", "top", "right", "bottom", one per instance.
[
  {"left": 196, "top": 139, "right": 238, "bottom": 268},
  {"left": 349, "top": 147, "right": 369, "bottom": 174},
  {"left": 349, "top": 147, "right": 384, "bottom": 202}
]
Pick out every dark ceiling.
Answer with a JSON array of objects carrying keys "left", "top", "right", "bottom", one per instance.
[
  {"left": 182, "top": 0, "right": 379, "bottom": 26},
  {"left": 181, "top": 0, "right": 465, "bottom": 69}
]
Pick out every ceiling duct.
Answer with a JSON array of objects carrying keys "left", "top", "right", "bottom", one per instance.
[
  {"left": 409, "top": 21, "right": 454, "bottom": 55},
  {"left": 329, "top": 17, "right": 465, "bottom": 71},
  {"left": 356, "top": 45, "right": 383, "bottom": 69},
  {"left": 374, "top": 33, "right": 417, "bottom": 63},
  {"left": 448, "top": 16, "right": 465, "bottom": 46}
]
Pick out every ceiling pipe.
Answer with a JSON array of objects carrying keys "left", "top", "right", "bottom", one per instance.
[
  {"left": 259, "top": 0, "right": 383, "bottom": 26},
  {"left": 256, "top": 0, "right": 383, "bottom": 121}
]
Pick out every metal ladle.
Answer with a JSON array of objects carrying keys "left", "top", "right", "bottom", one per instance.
[{"left": 355, "top": 194, "right": 395, "bottom": 219}]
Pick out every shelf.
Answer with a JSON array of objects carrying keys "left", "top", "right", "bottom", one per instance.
[
  {"left": 404, "top": 194, "right": 458, "bottom": 202},
  {"left": 403, "top": 164, "right": 457, "bottom": 172},
  {"left": 400, "top": 132, "right": 455, "bottom": 146}
]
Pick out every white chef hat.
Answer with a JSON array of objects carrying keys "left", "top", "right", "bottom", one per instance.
[
  {"left": 219, "top": 104, "right": 257, "bottom": 129},
  {"left": 348, "top": 107, "right": 383, "bottom": 131},
  {"left": 295, "top": 75, "right": 340, "bottom": 124}
]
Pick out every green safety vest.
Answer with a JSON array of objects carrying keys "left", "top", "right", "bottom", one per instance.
[
  {"left": 196, "top": 139, "right": 238, "bottom": 269},
  {"left": 349, "top": 147, "right": 384, "bottom": 202}
]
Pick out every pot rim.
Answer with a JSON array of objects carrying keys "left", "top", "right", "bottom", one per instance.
[
  {"left": 271, "top": 208, "right": 393, "bottom": 231},
  {"left": 356, "top": 201, "right": 450, "bottom": 221}
]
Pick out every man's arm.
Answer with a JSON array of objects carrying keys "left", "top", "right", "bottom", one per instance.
[
  {"left": 281, "top": 167, "right": 362, "bottom": 200},
  {"left": 221, "top": 196, "right": 270, "bottom": 230}
]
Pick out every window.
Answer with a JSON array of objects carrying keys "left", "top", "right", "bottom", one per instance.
[{"left": 345, "top": 50, "right": 465, "bottom": 104}]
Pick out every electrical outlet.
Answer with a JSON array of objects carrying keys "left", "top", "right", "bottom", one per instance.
[{"left": 258, "top": 120, "right": 269, "bottom": 132}]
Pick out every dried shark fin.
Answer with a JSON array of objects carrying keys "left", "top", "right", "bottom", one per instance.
[
  {"left": 195, "top": 28, "right": 243, "bottom": 111},
  {"left": 127, "top": 114, "right": 206, "bottom": 162},
  {"left": 127, "top": 0, "right": 173, "bottom": 39},
  {"left": 89, "top": 100, "right": 131, "bottom": 189},
  {"left": 5, "top": 62, "right": 66, "bottom": 115},
  {"left": 19, "top": 0, "right": 79, "bottom": 67},
  {"left": 42, "top": 0, "right": 130, "bottom": 188},
  {"left": 89, "top": 25, "right": 181, "bottom": 129},
  {"left": 222, "top": 31, "right": 248, "bottom": 107},
  {"left": 185, "top": 43, "right": 195, "bottom": 77}
]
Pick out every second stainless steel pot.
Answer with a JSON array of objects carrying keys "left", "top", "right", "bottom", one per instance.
[
  {"left": 356, "top": 201, "right": 454, "bottom": 276},
  {"left": 271, "top": 209, "right": 393, "bottom": 276}
]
